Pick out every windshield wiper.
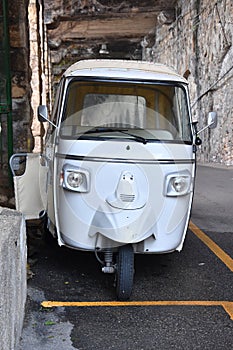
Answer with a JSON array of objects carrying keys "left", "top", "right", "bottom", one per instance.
[
  {"left": 82, "top": 127, "right": 128, "bottom": 134},
  {"left": 118, "top": 130, "right": 147, "bottom": 144},
  {"left": 81, "top": 127, "right": 148, "bottom": 144}
]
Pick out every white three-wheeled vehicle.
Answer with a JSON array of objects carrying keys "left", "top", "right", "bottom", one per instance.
[{"left": 10, "top": 60, "right": 217, "bottom": 300}]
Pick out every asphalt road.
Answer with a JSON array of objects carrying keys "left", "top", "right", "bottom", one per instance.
[{"left": 18, "top": 164, "right": 233, "bottom": 350}]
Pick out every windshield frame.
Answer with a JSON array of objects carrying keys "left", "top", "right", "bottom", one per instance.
[{"left": 58, "top": 77, "right": 193, "bottom": 145}]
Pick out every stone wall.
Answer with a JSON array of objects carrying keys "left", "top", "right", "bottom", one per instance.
[
  {"left": 28, "top": 0, "right": 50, "bottom": 153},
  {"left": 142, "top": 0, "right": 233, "bottom": 165},
  {"left": 0, "top": 0, "right": 33, "bottom": 207},
  {"left": 44, "top": 0, "right": 176, "bottom": 86},
  {"left": 7, "top": 0, "right": 233, "bottom": 166},
  {"left": 9, "top": 0, "right": 33, "bottom": 153}
]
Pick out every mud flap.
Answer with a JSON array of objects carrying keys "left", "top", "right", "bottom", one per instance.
[{"left": 10, "top": 153, "right": 48, "bottom": 220}]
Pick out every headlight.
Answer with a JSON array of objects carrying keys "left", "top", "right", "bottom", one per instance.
[
  {"left": 67, "top": 172, "right": 84, "bottom": 188},
  {"left": 61, "top": 165, "right": 90, "bottom": 192},
  {"left": 164, "top": 171, "right": 192, "bottom": 197},
  {"left": 171, "top": 176, "right": 188, "bottom": 193}
]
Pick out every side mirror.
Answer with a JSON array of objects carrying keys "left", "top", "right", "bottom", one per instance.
[
  {"left": 196, "top": 111, "right": 218, "bottom": 136},
  {"left": 207, "top": 111, "right": 217, "bottom": 129},
  {"left": 38, "top": 105, "right": 48, "bottom": 122},
  {"left": 37, "top": 105, "right": 57, "bottom": 128}
]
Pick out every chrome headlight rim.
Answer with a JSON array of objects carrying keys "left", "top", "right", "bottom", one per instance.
[{"left": 164, "top": 170, "right": 192, "bottom": 197}]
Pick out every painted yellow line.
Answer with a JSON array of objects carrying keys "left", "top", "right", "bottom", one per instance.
[
  {"left": 42, "top": 222, "right": 233, "bottom": 320},
  {"left": 189, "top": 221, "right": 233, "bottom": 272},
  {"left": 41, "top": 300, "right": 233, "bottom": 320}
]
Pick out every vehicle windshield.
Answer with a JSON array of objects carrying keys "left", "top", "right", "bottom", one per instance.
[{"left": 60, "top": 80, "right": 192, "bottom": 143}]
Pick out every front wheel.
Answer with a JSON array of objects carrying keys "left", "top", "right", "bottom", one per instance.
[{"left": 116, "top": 244, "right": 134, "bottom": 301}]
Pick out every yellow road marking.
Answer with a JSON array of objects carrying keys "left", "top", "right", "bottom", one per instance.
[
  {"left": 41, "top": 300, "right": 233, "bottom": 320},
  {"left": 41, "top": 222, "right": 233, "bottom": 320},
  {"left": 189, "top": 221, "right": 233, "bottom": 272}
]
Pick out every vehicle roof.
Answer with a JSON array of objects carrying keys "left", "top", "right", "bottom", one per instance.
[{"left": 63, "top": 59, "right": 188, "bottom": 84}]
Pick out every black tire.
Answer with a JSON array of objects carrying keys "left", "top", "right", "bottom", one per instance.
[{"left": 116, "top": 244, "right": 134, "bottom": 301}]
